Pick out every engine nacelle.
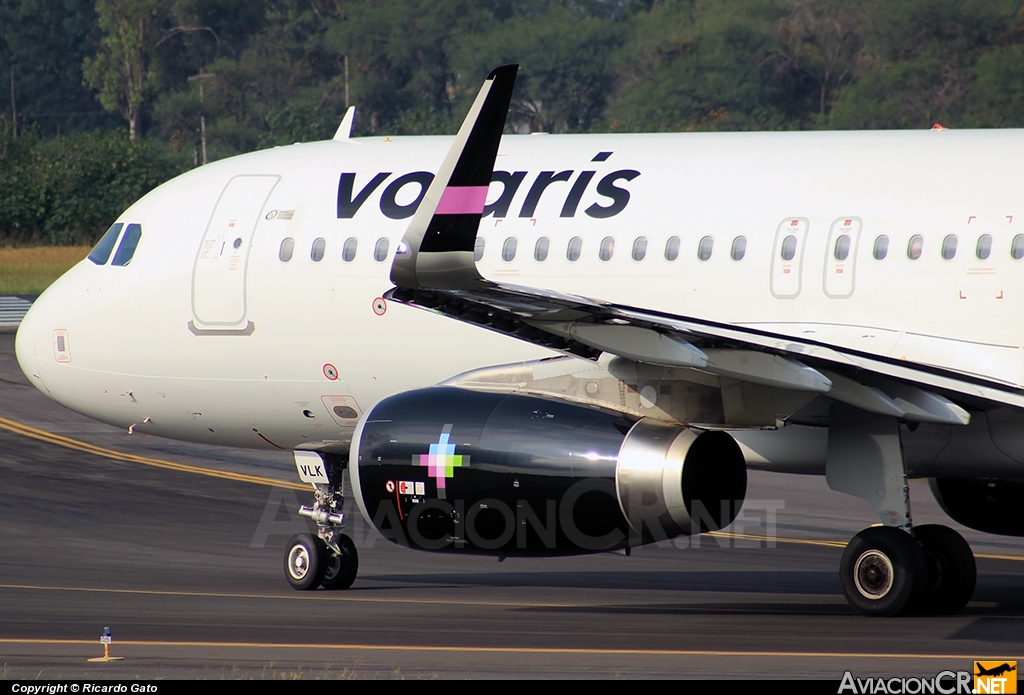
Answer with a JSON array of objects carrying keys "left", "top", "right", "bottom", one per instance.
[
  {"left": 350, "top": 387, "right": 746, "bottom": 556},
  {"left": 930, "top": 477, "right": 1024, "bottom": 536}
]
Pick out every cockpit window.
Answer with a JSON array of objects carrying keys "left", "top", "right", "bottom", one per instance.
[
  {"left": 111, "top": 223, "right": 142, "bottom": 266},
  {"left": 88, "top": 223, "right": 123, "bottom": 265}
]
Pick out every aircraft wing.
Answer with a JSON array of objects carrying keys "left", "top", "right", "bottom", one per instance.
[{"left": 388, "top": 65, "right": 1024, "bottom": 424}]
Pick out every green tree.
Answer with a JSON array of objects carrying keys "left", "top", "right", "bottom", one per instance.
[
  {"left": 453, "top": 4, "right": 622, "bottom": 133},
  {"left": 0, "top": 0, "right": 117, "bottom": 136},
  {"left": 768, "top": 0, "right": 867, "bottom": 120},
  {"left": 84, "top": 0, "right": 171, "bottom": 140},
  {"left": 84, "top": 0, "right": 219, "bottom": 139},
  {"left": 324, "top": 0, "right": 488, "bottom": 135},
  {"left": 962, "top": 45, "right": 1024, "bottom": 128},
  {"left": 829, "top": 0, "right": 1019, "bottom": 129},
  {"left": 607, "top": 0, "right": 789, "bottom": 132}
]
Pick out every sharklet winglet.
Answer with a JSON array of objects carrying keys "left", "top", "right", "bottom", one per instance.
[{"left": 391, "top": 64, "right": 518, "bottom": 290}]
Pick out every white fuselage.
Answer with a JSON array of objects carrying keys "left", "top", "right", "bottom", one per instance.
[{"left": 14, "top": 130, "right": 1024, "bottom": 471}]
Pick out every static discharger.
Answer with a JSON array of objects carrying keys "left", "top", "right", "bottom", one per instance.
[{"left": 87, "top": 626, "right": 124, "bottom": 662}]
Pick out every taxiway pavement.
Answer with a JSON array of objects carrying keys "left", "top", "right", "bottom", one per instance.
[{"left": 1, "top": 329, "right": 1022, "bottom": 679}]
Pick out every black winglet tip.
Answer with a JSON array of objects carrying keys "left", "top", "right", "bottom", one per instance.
[{"left": 487, "top": 64, "right": 519, "bottom": 82}]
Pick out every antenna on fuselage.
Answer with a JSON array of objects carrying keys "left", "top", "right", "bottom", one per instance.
[{"left": 334, "top": 106, "right": 356, "bottom": 141}]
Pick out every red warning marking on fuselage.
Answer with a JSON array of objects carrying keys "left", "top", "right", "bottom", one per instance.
[
  {"left": 385, "top": 480, "right": 395, "bottom": 493},
  {"left": 323, "top": 363, "right": 338, "bottom": 380},
  {"left": 372, "top": 298, "right": 387, "bottom": 316}
]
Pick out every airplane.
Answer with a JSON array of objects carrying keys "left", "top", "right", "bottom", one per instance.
[
  {"left": 15, "top": 64, "right": 1024, "bottom": 618},
  {"left": 976, "top": 664, "right": 1017, "bottom": 678}
]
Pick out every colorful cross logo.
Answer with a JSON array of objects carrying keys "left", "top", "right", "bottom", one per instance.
[{"left": 415, "top": 425, "right": 468, "bottom": 499}]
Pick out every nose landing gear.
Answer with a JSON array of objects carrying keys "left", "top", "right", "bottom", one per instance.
[{"left": 286, "top": 451, "right": 358, "bottom": 591}]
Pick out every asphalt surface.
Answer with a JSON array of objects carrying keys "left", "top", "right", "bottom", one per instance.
[{"left": 0, "top": 328, "right": 1022, "bottom": 680}]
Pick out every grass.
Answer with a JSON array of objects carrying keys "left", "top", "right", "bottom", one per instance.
[{"left": 0, "top": 246, "right": 91, "bottom": 295}]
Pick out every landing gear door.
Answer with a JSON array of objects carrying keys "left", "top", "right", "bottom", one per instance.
[
  {"left": 823, "top": 217, "right": 862, "bottom": 299},
  {"left": 191, "top": 175, "right": 280, "bottom": 331},
  {"left": 770, "top": 217, "right": 809, "bottom": 299}
]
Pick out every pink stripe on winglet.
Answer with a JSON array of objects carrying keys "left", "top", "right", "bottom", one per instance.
[{"left": 435, "top": 186, "right": 489, "bottom": 215}]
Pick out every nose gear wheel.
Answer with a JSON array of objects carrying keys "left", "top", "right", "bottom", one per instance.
[{"left": 284, "top": 533, "right": 328, "bottom": 590}]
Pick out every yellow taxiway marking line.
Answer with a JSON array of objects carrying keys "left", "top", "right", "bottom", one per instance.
[
  {"left": 0, "top": 415, "right": 305, "bottom": 490},
  {"left": 708, "top": 530, "right": 847, "bottom": 548},
  {"left": 0, "top": 638, "right": 1018, "bottom": 660},
  {"left": 0, "top": 583, "right": 578, "bottom": 608},
  {"left": 976, "top": 552, "right": 1024, "bottom": 561},
  {"left": 2, "top": 416, "right": 1023, "bottom": 563},
  {"left": 708, "top": 530, "right": 1024, "bottom": 561}
]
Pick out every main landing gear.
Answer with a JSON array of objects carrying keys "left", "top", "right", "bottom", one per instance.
[
  {"left": 827, "top": 404, "right": 976, "bottom": 616},
  {"left": 284, "top": 451, "right": 359, "bottom": 591},
  {"left": 839, "top": 524, "right": 975, "bottom": 616}
]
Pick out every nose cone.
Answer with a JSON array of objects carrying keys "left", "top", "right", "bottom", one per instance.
[{"left": 15, "top": 297, "right": 46, "bottom": 395}]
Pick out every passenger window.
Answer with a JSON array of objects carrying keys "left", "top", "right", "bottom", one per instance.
[
  {"left": 664, "top": 236, "right": 680, "bottom": 261},
  {"left": 780, "top": 235, "right": 797, "bottom": 261},
  {"left": 872, "top": 235, "right": 889, "bottom": 260},
  {"left": 976, "top": 234, "right": 992, "bottom": 260},
  {"left": 88, "top": 223, "right": 123, "bottom": 265},
  {"left": 374, "top": 237, "right": 389, "bottom": 262},
  {"left": 279, "top": 237, "right": 295, "bottom": 262},
  {"left": 697, "top": 236, "right": 714, "bottom": 261},
  {"left": 907, "top": 234, "right": 923, "bottom": 261},
  {"left": 502, "top": 237, "right": 518, "bottom": 262},
  {"left": 833, "top": 234, "right": 851, "bottom": 261},
  {"left": 731, "top": 236, "right": 746, "bottom": 261},
  {"left": 941, "top": 234, "right": 957, "bottom": 260},
  {"left": 342, "top": 237, "right": 357, "bottom": 262},
  {"left": 310, "top": 237, "right": 326, "bottom": 262},
  {"left": 534, "top": 236, "right": 550, "bottom": 262},
  {"left": 111, "top": 223, "right": 142, "bottom": 266},
  {"left": 632, "top": 236, "right": 648, "bottom": 262},
  {"left": 599, "top": 236, "right": 614, "bottom": 262},
  {"left": 1012, "top": 234, "right": 1024, "bottom": 260},
  {"left": 567, "top": 236, "right": 582, "bottom": 262},
  {"left": 474, "top": 236, "right": 485, "bottom": 262}
]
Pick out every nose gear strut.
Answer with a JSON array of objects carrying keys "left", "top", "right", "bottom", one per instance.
[{"left": 286, "top": 451, "right": 358, "bottom": 591}]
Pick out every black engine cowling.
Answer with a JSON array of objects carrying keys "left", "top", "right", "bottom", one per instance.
[
  {"left": 930, "top": 477, "right": 1024, "bottom": 536},
  {"left": 350, "top": 387, "right": 746, "bottom": 556}
]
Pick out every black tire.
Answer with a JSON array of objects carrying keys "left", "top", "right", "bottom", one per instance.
[
  {"left": 840, "top": 526, "right": 928, "bottom": 617},
  {"left": 320, "top": 534, "right": 359, "bottom": 590},
  {"left": 914, "top": 524, "right": 976, "bottom": 615},
  {"left": 284, "top": 533, "right": 327, "bottom": 591}
]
